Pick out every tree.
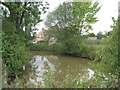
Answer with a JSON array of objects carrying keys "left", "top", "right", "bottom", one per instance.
[
  {"left": 88, "top": 33, "right": 96, "bottom": 37},
  {"left": 1, "top": 1, "right": 49, "bottom": 33},
  {"left": 1, "top": 1, "right": 49, "bottom": 76},
  {"left": 44, "top": 1, "right": 101, "bottom": 55},
  {"left": 45, "top": 1, "right": 101, "bottom": 35},
  {"left": 96, "top": 31, "right": 104, "bottom": 39},
  {"left": 2, "top": 20, "right": 30, "bottom": 76},
  {"left": 71, "top": 1, "right": 101, "bottom": 34},
  {"left": 44, "top": 1, "right": 101, "bottom": 42},
  {"left": 45, "top": 2, "right": 72, "bottom": 28}
]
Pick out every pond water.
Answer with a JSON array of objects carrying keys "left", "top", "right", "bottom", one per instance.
[{"left": 20, "top": 51, "right": 95, "bottom": 86}]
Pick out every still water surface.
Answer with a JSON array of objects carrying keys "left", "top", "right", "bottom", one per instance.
[{"left": 21, "top": 51, "right": 95, "bottom": 85}]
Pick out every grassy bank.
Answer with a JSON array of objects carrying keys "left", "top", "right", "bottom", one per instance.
[{"left": 81, "top": 40, "right": 104, "bottom": 60}]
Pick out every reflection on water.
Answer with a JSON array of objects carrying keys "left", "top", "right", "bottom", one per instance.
[
  {"left": 21, "top": 51, "right": 95, "bottom": 86},
  {"left": 29, "top": 56, "right": 55, "bottom": 85}
]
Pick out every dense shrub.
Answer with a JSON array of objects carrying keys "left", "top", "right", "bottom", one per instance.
[
  {"left": 28, "top": 42, "right": 49, "bottom": 51},
  {"left": 91, "top": 17, "right": 120, "bottom": 88},
  {"left": 2, "top": 20, "right": 29, "bottom": 76},
  {"left": 50, "top": 43, "right": 66, "bottom": 54},
  {"left": 48, "top": 28, "right": 85, "bottom": 56},
  {"left": 94, "top": 18, "right": 119, "bottom": 74}
]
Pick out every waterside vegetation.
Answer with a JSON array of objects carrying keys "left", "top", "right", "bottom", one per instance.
[{"left": 1, "top": 1, "right": 120, "bottom": 89}]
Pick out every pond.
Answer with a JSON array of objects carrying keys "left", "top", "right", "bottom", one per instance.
[{"left": 19, "top": 51, "right": 95, "bottom": 87}]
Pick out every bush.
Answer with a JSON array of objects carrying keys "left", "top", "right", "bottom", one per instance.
[
  {"left": 94, "top": 18, "right": 119, "bottom": 74},
  {"left": 2, "top": 20, "right": 29, "bottom": 76},
  {"left": 28, "top": 42, "right": 49, "bottom": 51},
  {"left": 51, "top": 43, "right": 66, "bottom": 54},
  {"left": 2, "top": 33, "right": 29, "bottom": 76}
]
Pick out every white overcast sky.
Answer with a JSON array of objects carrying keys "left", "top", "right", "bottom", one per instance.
[{"left": 36, "top": 0, "right": 119, "bottom": 35}]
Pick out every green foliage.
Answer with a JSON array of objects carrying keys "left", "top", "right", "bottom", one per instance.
[
  {"left": 3, "top": 69, "right": 120, "bottom": 88},
  {"left": 45, "top": 1, "right": 101, "bottom": 34},
  {"left": 43, "top": 70, "right": 119, "bottom": 88},
  {"left": 50, "top": 43, "right": 66, "bottom": 54},
  {"left": 44, "top": 27, "right": 104, "bottom": 59},
  {"left": 94, "top": 17, "right": 119, "bottom": 74},
  {"left": 28, "top": 42, "right": 49, "bottom": 51},
  {"left": 84, "top": 39, "right": 103, "bottom": 46},
  {"left": 2, "top": 75, "right": 39, "bottom": 88},
  {"left": 80, "top": 40, "right": 103, "bottom": 60},
  {"left": 43, "top": 69, "right": 55, "bottom": 88},
  {"left": 1, "top": 1, "right": 49, "bottom": 86},
  {"left": 45, "top": 2, "right": 72, "bottom": 28},
  {"left": 1, "top": 2, "right": 49, "bottom": 37},
  {"left": 44, "top": 1, "right": 101, "bottom": 57},
  {"left": 71, "top": 1, "right": 101, "bottom": 33},
  {"left": 2, "top": 20, "right": 29, "bottom": 76},
  {"left": 88, "top": 33, "right": 96, "bottom": 37},
  {"left": 96, "top": 31, "right": 105, "bottom": 39},
  {"left": 46, "top": 26, "right": 85, "bottom": 56}
]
